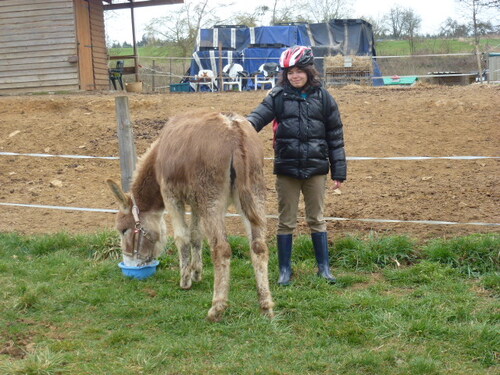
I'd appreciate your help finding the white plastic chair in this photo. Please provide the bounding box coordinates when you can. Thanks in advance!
[193,69,216,92]
[222,63,245,91]
[254,63,279,90]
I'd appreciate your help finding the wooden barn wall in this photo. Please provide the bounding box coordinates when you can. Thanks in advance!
[0,0,80,94]
[89,0,109,90]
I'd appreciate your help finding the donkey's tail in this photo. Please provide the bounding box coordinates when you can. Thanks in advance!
[229,119,265,228]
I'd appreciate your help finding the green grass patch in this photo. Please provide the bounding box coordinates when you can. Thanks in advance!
[422,234,499,277]
[0,231,498,374]
[481,272,500,295]
[108,37,500,61]
[334,233,418,271]
[376,37,500,56]
[108,45,187,67]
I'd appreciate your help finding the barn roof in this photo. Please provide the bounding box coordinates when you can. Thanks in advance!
[102,0,183,10]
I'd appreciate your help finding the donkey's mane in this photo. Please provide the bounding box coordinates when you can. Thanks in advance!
[131,139,164,211]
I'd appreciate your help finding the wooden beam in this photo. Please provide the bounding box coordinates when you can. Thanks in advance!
[109,54,136,60]
[103,0,183,11]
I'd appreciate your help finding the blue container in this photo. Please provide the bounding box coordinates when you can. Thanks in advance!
[118,260,159,280]
[170,83,191,92]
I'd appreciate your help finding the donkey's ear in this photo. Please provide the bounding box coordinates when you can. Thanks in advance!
[106,179,130,210]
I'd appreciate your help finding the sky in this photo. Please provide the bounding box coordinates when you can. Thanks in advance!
[104,0,485,44]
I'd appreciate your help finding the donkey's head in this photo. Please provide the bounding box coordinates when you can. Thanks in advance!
[107,179,167,267]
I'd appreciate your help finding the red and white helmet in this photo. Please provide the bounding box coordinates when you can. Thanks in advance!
[279,46,314,69]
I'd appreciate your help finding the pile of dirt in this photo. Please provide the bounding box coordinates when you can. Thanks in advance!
[0,84,498,240]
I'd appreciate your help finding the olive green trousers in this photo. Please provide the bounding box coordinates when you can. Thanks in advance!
[275,174,327,235]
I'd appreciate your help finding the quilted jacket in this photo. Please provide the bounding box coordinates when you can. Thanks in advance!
[247,85,347,181]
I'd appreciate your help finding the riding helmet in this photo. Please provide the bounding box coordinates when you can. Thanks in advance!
[279,46,314,69]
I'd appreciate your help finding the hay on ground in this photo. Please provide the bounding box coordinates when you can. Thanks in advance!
[324,55,372,73]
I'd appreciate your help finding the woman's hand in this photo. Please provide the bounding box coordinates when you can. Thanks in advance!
[332,180,342,189]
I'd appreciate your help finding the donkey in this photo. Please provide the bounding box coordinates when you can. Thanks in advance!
[107,111,274,321]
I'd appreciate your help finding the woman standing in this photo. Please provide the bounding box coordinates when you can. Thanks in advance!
[247,46,347,285]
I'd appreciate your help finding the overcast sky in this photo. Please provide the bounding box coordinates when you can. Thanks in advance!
[104,0,493,44]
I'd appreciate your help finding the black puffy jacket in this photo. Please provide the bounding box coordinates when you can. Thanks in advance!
[247,85,347,181]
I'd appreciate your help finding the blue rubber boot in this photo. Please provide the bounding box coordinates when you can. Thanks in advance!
[311,232,336,284]
[277,234,293,286]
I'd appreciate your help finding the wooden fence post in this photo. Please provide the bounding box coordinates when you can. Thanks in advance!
[115,96,136,192]
[152,59,156,92]
[219,42,223,90]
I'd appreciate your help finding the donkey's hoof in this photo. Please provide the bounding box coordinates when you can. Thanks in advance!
[262,308,275,319]
[207,301,227,322]
[191,270,202,282]
[180,278,192,290]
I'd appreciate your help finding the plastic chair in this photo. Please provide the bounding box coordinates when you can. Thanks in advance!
[193,69,216,92]
[109,60,124,90]
[222,63,246,91]
[254,62,279,90]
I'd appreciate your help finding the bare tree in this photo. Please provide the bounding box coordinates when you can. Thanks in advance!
[402,10,422,53]
[239,0,351,26]
[455,0,499,82]
[359,16,389,39]
[231,6,270,27]
[297,0,352,23]
[385,6,406,38]
[144,0,228,56]
[440,18,471,37]
[482,0,500,6]
[265,0,305,24]
[272,0,278,25]
[383,6,421,52]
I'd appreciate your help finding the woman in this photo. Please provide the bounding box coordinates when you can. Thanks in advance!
[247,46,347,285]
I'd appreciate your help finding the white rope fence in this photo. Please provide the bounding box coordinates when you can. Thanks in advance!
[136,52,496,83]
[0,152,118,160]
[0,202,498,227]
[1,150,499,227]
[2,151,499,161]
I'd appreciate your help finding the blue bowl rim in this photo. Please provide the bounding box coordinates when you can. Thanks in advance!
[118,260,159,270]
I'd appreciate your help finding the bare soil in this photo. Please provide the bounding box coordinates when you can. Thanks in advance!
[0,84,498,240]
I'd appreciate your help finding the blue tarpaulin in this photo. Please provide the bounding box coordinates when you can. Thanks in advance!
[249,26,310,47]
[197,27,250,51]
[188,19,379,90]
[195,25,311,51]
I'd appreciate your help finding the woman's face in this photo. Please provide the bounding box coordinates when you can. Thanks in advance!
[287,67,308,89]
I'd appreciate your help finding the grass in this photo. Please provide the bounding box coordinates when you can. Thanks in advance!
[422,234,499,277]
[376,37,500,56]
[108,38,500,60]
[108,45,184,58]
[0,231,498,374]
[108,45,188,68]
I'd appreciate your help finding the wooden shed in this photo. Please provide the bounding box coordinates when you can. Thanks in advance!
[0,0,182,94]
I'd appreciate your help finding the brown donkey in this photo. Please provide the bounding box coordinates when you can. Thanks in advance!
[107,111,274,321]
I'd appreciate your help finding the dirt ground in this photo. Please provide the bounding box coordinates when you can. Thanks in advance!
[0,84,498,240]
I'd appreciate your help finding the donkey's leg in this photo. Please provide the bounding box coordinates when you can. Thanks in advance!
[165,198,192,290]
[251,224,275,318]
[201,211,232,322]
[234,190,274,318]
[241,214,275,318]
[189,210,203,282]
